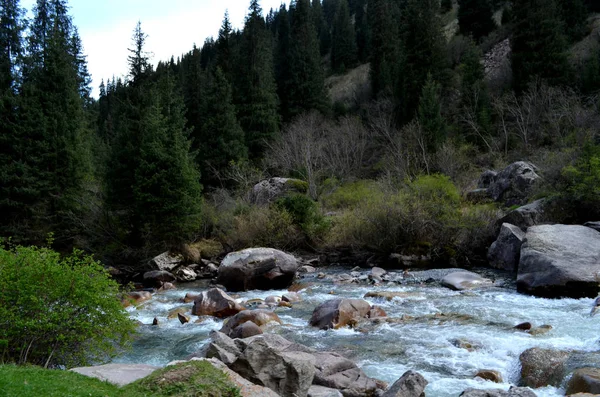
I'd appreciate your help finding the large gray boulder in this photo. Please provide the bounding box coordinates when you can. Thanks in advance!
[498,199,546,231]
[251,177,308,205]
[382,370,428,397]
[203,332,380,397]
[517,225,600,298]
[584,221,600,232]
[219,309,282,338]
[460,387,536,397]
[488,223,525,272]
[142,270,176,288]
[488,162,540,205]
[70,364,160,386]
[309,299,372,330]
[218,248,299,292]
[308,385,344,397]
[440,271,493,291]
[519,348,570,388]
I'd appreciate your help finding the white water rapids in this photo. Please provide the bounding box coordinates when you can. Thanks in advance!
[114,268,600,397]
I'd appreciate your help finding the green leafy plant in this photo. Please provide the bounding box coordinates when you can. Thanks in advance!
[0,244,136,368]
[275,194,331,242]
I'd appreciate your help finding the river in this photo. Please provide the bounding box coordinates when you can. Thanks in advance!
[114,267,600,397]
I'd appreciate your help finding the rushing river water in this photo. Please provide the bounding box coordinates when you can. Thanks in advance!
[114,267,600,397]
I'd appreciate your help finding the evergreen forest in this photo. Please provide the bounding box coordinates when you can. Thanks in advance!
[2,0,600,273]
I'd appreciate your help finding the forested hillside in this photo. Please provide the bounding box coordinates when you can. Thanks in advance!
[1,0,600,271]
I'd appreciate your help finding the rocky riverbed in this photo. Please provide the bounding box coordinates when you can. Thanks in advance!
[113,266,600,397]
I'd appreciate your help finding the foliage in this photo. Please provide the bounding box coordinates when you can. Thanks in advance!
[560,144,600,219]
[327,174,463,257]
[0,244,135,368]
[331,0,357,73]
[418,74,446,152]
[457,0,496,41]
[321,180,382,210]
[275,194,330,241]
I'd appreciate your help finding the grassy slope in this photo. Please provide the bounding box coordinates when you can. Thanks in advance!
[0,361,241,397]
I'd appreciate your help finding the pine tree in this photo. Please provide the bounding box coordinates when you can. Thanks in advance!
[512,0,571,92]
[132,74,202,246]
[197,67,247,185]
[312,0,331,56]
[275,4,294,121]
[0,0,26,237]
[368,0,400,98]
[418,74,445,152]
[399,0,448,120]
[287,0,329,117]
[457,0,496,41]
[331,0,357,73]
[235,0,280,159]
[354,0,370,63]
[216,11,233,80]
[17,0,92,244]
[127,21,151,85]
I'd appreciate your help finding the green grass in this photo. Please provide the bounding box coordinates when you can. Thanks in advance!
[0,361,241,397]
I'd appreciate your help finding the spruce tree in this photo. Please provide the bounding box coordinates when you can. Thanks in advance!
[216,11,233,80]
[457,0,496,41]
[399,0,447,120]
[275,4,294,121]
[512,0,571,92]
[18,0,92,244]
[368,0,400,98]
[354,0,370,63]
[132,74,202,246]
[312,0,331,56]
[557,0,588,42]
[0,0,26,237]
[441,0,453,13]
[331,0,358,73]
[235,0,280,159]
[287,0,329,117]
[197,67,247,185]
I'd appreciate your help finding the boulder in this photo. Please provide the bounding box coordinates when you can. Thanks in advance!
[175,267,197,282]
[308,385,344,397]
[488,162,540,205]
[229,334,316,397]
[158,282,176,291]
[498,199,546,231]
[143,270,176,288]
[519,348,570,388]
[196,357,280,397]
[203,332,380,397]
[466,188,492,204]
[364,291,420,301]
[300,265,317,273]
[382,370,428,397]
[371,267,387,278]
[475,370,503,383]
[441,271,493,291]
[230,321,263,339]
[517,225,600,298]
[282,292,302,303]
[70,363,160,386]
[460,387,536,397]
[478,170,498,189]
[312,352,378,397]
[566,368,600,395]
[488,223,525,272]
[219,309,282,337]
[309,299,372,330]
[367,306,387,319]
[149,251,183,272]
[177,313,190,324]
[121,291,152,307]
[191,288,246,318]
[528,324,552,336]
[513,322,532,331]
[584,222,600,233]
[183,292,200,303]
[251,177,308,205]
[217,248,299,292]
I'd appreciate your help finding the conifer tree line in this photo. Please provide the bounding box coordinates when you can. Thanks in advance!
[1,0,600,265]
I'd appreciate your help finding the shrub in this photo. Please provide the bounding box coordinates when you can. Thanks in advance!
[560,144,600,220]
[0,243,136,368]
[326,174,492,261]
[321,180,382,210]
[275,194,330,242]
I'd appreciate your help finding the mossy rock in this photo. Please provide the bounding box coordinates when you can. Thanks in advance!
[284,179,309,194]
[123,360,240,397]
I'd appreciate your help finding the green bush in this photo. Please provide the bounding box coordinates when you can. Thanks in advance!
[0,243,136,368]
[327,174,480,259]
[275,194,331,242]
[560,144,600,220]
[321,180,382,210]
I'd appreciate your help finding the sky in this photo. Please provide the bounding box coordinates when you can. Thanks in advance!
[21,0,285,96]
